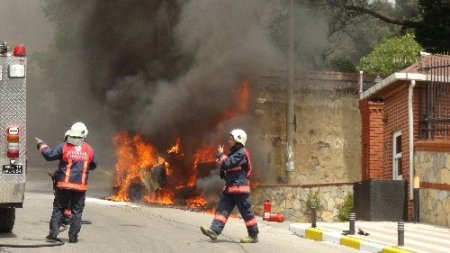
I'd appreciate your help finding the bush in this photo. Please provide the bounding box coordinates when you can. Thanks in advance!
[302,189,324,215]
[337,193,354,221]
[359,34,423,76]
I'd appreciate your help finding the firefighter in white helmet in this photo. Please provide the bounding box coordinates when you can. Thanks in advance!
[35,122,98,243]
[201,128,259,243]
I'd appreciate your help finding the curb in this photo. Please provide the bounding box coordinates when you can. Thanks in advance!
[290,224,416,253]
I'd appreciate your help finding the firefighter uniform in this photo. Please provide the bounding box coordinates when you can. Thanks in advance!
[37,139,97,243]
[201,131,259,242]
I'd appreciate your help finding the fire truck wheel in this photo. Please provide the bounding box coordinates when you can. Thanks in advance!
[0,208,15,233]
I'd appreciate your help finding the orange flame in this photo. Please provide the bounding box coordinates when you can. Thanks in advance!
[167,138,181,154]
[144,189,174,205]
[110,80,255,210]
[186,196,207,208]
[188,145,216,187]
[221,80,250,121]
[110,132,173,203]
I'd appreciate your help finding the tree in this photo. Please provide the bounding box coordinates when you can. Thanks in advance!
[359,33,423,76]
[269,0,400,71]
[339,0,450,52]
[415,0,450,52]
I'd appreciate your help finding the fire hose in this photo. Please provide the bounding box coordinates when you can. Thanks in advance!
[0,217,93,249]
[0,241,65,248]
[59,220,93,232]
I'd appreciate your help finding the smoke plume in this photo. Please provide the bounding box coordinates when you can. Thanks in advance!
[80,0,281,151]
[32,0,331,198]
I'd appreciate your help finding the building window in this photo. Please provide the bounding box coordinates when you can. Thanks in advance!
[393,131,402,180]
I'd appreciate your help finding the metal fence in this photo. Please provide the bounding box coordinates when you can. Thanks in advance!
[418,53,450,139]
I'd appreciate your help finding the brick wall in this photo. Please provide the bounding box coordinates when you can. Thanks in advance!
[383,84,410,179]
[361,81,423,220]
[359,100,384,180]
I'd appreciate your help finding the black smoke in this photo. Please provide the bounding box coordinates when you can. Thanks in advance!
[78,0,282,162]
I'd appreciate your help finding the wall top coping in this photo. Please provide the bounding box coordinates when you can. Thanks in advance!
[415,140,450,152]
[261,70,376,83]
[257,182,355,188]
[360,72,428,100]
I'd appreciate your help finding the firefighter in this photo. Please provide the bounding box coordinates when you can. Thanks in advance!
[35,122,98,243]
[200,129,259,243]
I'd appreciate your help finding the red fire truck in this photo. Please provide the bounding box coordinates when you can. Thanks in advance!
[0,42,27,233]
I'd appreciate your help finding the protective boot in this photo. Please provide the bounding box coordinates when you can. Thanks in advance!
[69,236,78,243]
[200,226,218,241]
[240,235,258,243]
[46,234,62,243]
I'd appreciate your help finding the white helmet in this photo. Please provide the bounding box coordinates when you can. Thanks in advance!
[68,122,88,138]
[230,129,247,146]
[64,130,70,140]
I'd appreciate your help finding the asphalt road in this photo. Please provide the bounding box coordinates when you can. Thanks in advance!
[0,168,358,253]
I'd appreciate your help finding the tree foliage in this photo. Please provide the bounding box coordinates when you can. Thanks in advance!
[332,0,450,53]
[415,0,450,52]
[270,0,400,71]
[359,33,423,76]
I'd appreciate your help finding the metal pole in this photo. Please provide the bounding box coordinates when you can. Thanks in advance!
[398,221,405,246]
[310,206,316,228]
[286,0,295,184]
[358,71,364,94]
[349,212,356,235]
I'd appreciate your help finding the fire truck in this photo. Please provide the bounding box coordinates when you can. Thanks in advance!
[0,42,27,233]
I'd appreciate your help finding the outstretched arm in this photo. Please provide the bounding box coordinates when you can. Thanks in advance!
[35,138,63,161]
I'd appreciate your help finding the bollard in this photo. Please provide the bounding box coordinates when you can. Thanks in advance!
[413,188,420,223]
[349,212,356,235]
[310,206,316,228]
[398,221,405,246]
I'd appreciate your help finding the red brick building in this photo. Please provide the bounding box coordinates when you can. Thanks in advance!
[359,54,450,221]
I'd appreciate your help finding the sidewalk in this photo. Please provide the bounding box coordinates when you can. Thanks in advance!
[290,221,450,253]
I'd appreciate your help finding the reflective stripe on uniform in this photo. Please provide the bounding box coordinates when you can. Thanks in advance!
[81,160,88,185]
[64,159,73,183]
[226,185,250,193]
[228,166,241,172]
[57,181,87,191]
[245,218,257,227]
[244,149,252,178]
[213,213,228,224]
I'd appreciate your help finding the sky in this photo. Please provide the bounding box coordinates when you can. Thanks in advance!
[0,0,53,54]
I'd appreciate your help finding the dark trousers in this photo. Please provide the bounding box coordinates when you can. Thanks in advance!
[210,193,259,236]
[49,189,86,239]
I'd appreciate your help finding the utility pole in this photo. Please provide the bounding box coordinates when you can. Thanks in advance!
[286,0,295,184]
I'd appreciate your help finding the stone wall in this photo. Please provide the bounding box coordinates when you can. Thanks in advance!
[415,151,450,226]
[419,189,450,226]
[252,71,363,186]
[247,71,366,221]
[251,184,353,222]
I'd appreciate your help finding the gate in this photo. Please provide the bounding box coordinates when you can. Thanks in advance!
[418,53,450,139]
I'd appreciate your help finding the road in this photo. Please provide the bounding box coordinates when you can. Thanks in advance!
[0,168,358,253]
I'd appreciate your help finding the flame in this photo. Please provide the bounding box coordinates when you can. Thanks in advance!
[221,80,250,121]
[110,132,173,203]
[188,145,216,187]
[186,196,207,208]
[167,138,181,154]
[144,189,174,205]
[109,80,257,211]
